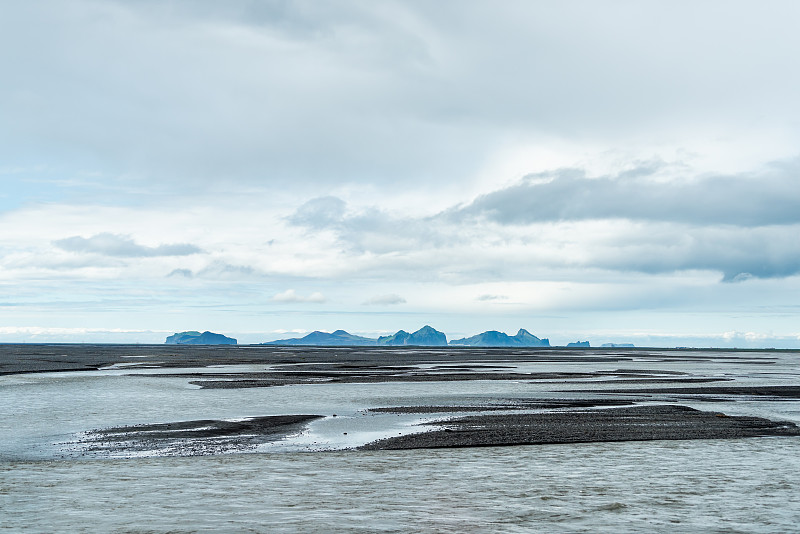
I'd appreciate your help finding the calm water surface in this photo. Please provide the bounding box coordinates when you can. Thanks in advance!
[4,440,800,533]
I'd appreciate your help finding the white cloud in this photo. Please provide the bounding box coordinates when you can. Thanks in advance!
[362,294,406,306]
[477,295,508,301]
[271,289,327,304]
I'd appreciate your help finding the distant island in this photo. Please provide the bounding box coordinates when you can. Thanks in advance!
[449,329,549,347]
[566,341,590,347]
[261,329,376,346]
[165,327,632,348]
[265,326,550,347]
[264,325,448,346]
[378,325,447,346]
[165,331,237,345]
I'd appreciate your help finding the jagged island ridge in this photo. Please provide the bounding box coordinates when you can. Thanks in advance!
[449,329,550,347]
[266,325,449,346]
[263,330,376,346]
[165,331,237,345]
[377,326,447,346]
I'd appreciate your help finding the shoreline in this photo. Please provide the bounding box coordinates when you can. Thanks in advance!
[4,345,799,456]
[1,344,794,376]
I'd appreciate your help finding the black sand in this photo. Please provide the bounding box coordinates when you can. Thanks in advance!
[359,405,800,450]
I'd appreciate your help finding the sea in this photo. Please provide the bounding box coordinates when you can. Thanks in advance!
[1,348,799,533]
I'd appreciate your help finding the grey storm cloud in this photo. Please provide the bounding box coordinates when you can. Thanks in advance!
[54,233,202,257]
[456,161,800,227]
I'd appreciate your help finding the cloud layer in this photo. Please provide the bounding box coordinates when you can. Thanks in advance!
[284,156,800,283]
[3,1,800,192]
[459,161,800,227]
[54,233,202,257]
[1,1,799,345]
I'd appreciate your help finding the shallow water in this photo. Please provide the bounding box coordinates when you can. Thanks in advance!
[1,348,799,532]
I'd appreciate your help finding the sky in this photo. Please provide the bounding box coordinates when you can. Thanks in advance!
[1,0,800,347]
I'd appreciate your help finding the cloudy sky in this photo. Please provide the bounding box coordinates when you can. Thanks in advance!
[2,0,799,347]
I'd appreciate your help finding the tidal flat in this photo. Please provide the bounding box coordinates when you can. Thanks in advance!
[1,344,799,455]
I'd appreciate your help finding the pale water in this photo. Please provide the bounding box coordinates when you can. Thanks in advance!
[1,349,799,532]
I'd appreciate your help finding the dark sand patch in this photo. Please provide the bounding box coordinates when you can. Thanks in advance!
[72,415,322,457]
[359,405,800,450]
[367,399,636,414]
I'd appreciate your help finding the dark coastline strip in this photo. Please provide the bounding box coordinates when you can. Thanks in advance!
[367,399,636,414]
[188,374,729,389]
[4,344,784,376]
[358,405,800,451]
[571,385,800,398]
